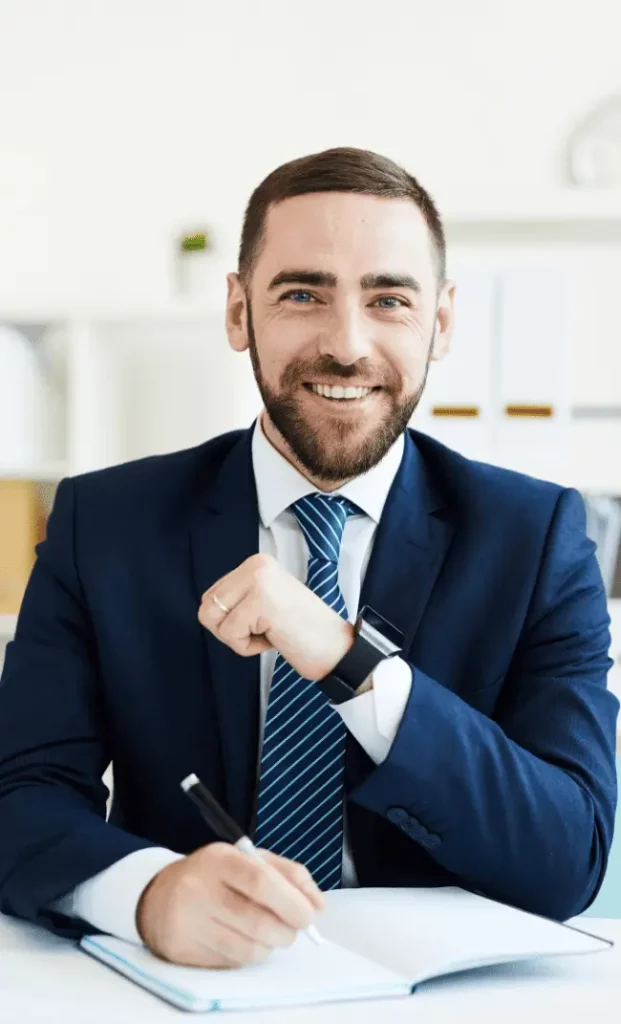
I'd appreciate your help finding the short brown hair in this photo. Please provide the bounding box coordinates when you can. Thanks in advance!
[238,146,446,285]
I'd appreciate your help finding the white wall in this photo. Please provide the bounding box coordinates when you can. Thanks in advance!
[1,0,621,310]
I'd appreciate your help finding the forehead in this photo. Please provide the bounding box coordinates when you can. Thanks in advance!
[254,192,437,290]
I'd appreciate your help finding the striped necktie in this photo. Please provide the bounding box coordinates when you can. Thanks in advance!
[253,492,358,890]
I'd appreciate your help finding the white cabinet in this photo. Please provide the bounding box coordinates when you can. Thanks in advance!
[418,268,496,465]
[496,266,570,480]
[0,308,263,480]
[416,266,571,482]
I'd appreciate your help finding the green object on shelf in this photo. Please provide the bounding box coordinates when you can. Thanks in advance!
[180,231,211,253]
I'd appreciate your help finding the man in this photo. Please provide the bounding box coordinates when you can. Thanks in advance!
[0,147,618,970]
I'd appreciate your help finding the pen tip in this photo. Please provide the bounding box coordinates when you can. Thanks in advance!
[180,772,199,792]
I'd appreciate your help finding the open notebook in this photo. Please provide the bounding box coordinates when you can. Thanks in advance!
[80,887,612,1013]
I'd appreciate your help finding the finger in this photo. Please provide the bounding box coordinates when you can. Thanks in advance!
[198,590,236,632]
[222,847,317,931]
[259,851,326,911]
[240,636,273,657]
[198,917,272,969]
[215,884,297,950]
[201,568,237,603]
[216,595,270,657]
[201,564,249,611]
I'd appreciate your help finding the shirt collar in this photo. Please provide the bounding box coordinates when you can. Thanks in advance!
[251,414,405,528]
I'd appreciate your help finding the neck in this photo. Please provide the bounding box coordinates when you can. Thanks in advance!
[259,411,354,493]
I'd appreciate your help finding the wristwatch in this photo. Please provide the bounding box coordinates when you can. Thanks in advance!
[317,605,404,704]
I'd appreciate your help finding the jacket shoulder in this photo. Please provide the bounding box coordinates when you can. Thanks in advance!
[67,428,247,507]
[409,428,570,519]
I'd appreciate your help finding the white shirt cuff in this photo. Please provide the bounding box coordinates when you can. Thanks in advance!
[51,847,185,945]
[335,656,412,764]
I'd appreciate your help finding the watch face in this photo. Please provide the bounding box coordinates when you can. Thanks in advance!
[358,605,404,651]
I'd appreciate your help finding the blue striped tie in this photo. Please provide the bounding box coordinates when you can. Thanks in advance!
[253,493,358,890]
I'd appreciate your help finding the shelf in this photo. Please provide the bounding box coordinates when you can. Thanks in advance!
[442,187,621,220]
[0,303,225,326]
[446,219,621,244]
[440,189,621,244]
[0,462,68,482]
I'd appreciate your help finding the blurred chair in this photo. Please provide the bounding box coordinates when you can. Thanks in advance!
[581,756,621,918]
[584,495,621,596]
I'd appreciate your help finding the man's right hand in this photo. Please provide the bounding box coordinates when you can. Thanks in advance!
[136,842,325,968]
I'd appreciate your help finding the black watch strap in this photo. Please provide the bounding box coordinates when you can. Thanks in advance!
[317,606,403,705]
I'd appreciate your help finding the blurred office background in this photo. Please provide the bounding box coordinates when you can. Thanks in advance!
[0,0,620,713]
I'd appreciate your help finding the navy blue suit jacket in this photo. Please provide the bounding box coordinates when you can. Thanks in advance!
[0,426,618,937]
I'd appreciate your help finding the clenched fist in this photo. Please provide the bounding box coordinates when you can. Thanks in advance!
[136,841,325,968]
[199,553,354,681]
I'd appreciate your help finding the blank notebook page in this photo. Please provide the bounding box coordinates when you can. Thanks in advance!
[316,887,610,984]
[81,931,410,1012]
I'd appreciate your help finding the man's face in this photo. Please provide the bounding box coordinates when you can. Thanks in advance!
[227,191,454,484]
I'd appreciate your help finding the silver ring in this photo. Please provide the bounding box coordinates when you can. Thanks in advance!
[212,594,230,614]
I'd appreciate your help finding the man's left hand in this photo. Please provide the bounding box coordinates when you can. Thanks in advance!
[198,553,354,681]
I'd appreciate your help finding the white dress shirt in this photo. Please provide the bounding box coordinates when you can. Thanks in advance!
[53,417,413,943]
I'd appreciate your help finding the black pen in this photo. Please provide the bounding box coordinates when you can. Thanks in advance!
[180,773,322,945]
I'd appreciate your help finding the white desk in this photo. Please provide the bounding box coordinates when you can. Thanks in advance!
[0,913,619,1024]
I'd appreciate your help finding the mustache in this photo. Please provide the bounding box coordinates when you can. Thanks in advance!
[281,357,392,389]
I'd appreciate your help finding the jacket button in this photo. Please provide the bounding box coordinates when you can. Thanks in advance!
[386,806,409,824]
[404,818,427,840]
[404,818,442,850]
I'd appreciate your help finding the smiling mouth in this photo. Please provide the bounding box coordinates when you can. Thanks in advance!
[303,383,382,402]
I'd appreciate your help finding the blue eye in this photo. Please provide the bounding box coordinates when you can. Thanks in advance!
[284,290,314,303]
[375,296,404,308]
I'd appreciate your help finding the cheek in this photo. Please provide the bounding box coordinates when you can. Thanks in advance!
[261,316,318,369]
[382,328,431,387]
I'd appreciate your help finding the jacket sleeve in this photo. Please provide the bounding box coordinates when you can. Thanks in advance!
[0,479,157,938]
[349,488,619,920]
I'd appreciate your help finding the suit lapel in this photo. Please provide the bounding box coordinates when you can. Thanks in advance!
[189,426,261,834]
[358,430,454,658]
[346,432,454,882]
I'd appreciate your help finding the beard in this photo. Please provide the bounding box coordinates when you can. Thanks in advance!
[246,303,432,482]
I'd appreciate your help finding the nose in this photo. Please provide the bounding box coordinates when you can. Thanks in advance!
[317,305,374,366]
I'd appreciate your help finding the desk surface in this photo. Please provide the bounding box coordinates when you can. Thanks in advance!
[1,913,619,1024]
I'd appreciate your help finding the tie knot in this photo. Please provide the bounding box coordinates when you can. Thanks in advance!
[290,493,359,563]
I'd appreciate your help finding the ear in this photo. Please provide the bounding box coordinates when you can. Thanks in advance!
[430,279,455,362]
[226,273,249,352]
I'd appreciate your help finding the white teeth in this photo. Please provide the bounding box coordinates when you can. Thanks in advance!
[310,384,373,400]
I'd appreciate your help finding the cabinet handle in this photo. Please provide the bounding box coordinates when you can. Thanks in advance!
[505,405,554,418]
[431,406,480,418]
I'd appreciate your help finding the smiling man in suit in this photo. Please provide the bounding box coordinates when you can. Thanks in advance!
[0,147,618,970]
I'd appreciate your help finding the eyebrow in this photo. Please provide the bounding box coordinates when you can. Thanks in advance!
[267,269,422,293]
[360,272,421,293]
[268,270,337,290]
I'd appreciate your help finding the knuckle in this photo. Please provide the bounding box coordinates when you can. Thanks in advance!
[251,552,274,569]
[178,870,202,899]
[205,842,233,867]
[246,862,269,899]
